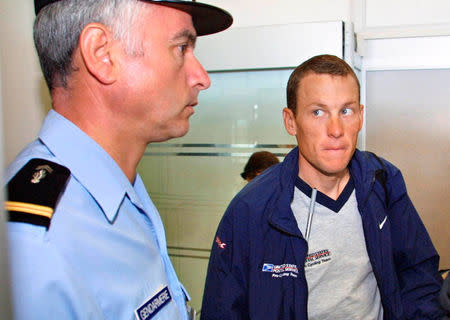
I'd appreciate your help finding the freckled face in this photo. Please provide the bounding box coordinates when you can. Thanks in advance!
[115,4,211,143]
[283,73,363,178]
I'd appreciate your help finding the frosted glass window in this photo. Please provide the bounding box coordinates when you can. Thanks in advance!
[366,69,450,270]
[164,69,296,145]
[141,69,296,199]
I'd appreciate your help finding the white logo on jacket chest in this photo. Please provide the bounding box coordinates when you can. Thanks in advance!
[379,216,388,229]
[262,263,298,278]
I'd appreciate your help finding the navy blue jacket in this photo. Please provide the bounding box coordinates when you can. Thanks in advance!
[201,148,443,319]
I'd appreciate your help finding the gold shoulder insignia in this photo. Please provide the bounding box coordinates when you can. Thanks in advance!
[5,158,70,229]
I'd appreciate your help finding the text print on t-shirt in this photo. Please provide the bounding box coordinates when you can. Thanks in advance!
[305,249,332,268]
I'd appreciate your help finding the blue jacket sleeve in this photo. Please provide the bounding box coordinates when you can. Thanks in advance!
[387,169,444,319]
[201,200,250,320]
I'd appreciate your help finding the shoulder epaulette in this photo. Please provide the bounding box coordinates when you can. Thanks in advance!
[5,158,70,229]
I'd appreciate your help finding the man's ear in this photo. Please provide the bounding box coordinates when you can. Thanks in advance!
[282,107,297,136]
[79,23,117,85]
[358,104,365,131]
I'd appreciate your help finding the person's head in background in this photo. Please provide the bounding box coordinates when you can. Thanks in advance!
[241,151,280,182]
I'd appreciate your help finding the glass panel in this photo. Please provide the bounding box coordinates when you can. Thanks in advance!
[164,69,295,144]
[366,69,450,270]
[137,69,296,312]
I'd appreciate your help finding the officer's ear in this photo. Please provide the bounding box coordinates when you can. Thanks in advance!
[79,23,117,85]
[283,107,297,136]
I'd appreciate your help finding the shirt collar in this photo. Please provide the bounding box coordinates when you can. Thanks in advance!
[39,110,145,222]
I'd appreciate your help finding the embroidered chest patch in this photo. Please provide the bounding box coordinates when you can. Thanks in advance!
[135,286,172,320]
[262,263,299,278]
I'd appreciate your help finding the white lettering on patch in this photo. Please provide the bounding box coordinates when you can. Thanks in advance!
[262,263,299,278]
[135,286,172,320]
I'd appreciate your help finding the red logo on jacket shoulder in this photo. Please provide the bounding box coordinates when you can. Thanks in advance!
[215,236,226,249]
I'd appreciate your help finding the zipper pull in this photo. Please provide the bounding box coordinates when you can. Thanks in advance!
[305,188,317,241]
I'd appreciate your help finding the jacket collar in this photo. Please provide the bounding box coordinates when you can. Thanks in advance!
[268,148,378,236]
[348,149,380,209]
[267,147,303,237]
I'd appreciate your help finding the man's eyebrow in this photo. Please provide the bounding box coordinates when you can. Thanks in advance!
[304,100,358,108]
[343,100,359,106]
[172,29,197,46]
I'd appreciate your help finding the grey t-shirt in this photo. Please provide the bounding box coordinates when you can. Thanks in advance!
[291,176,383,320]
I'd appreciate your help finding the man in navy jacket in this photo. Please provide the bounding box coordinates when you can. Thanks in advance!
[201,55,443,319]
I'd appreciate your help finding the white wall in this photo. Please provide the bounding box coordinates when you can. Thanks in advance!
[0,0,50,167]
[208,0,450,32]
[206,0,351,28]
[0,52,13,320]
[364,0,450,28]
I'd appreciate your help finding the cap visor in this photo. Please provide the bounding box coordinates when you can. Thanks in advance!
[147,0,233,36]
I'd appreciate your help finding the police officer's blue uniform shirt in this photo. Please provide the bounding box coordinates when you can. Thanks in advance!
[6,110,189,320]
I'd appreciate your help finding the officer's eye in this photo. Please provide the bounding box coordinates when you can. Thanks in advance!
[178,44,188,54]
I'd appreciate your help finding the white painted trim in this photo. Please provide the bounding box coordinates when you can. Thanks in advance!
[362,35,450,71]
[357,25,450,56]
[359,23,450,40]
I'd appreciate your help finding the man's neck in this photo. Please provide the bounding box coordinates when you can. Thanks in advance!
[52,89,144,184]
[298,161,350,201]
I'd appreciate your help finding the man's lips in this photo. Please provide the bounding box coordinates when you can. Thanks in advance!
[323,146,347,151]
[186,101,198,108]
[184,102,197,116]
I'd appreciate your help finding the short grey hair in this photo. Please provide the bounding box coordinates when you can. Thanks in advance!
[34,0,146,90]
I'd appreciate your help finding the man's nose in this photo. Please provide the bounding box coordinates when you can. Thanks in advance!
[327,116,344,138]
[189,55,211,91]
